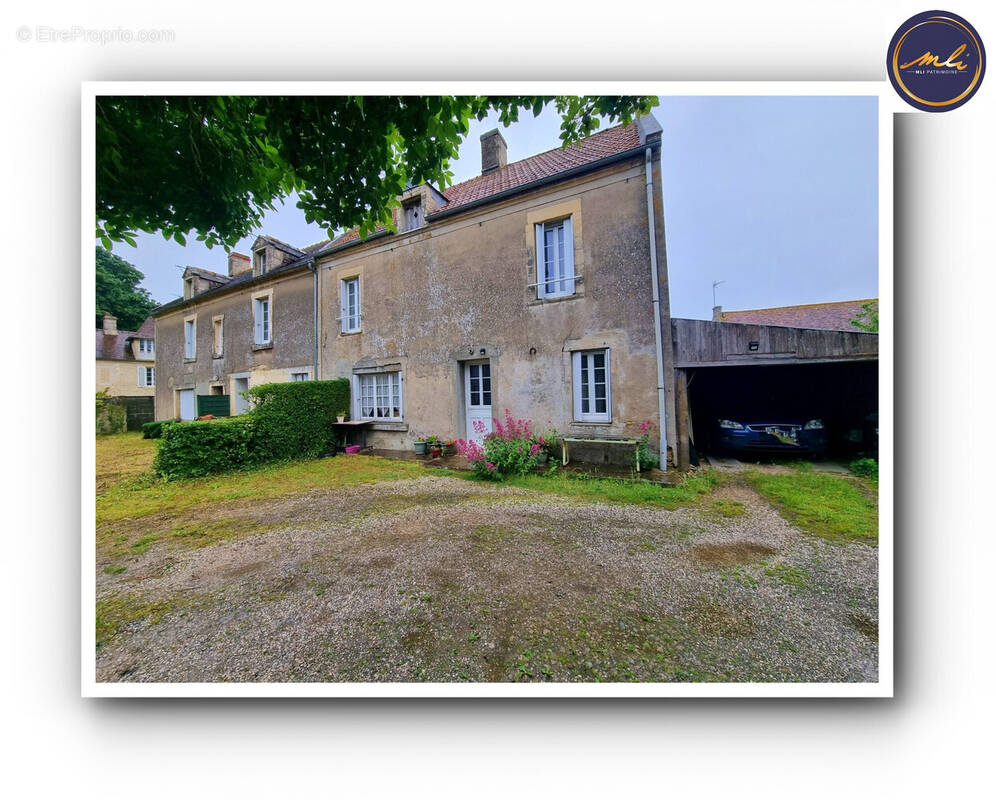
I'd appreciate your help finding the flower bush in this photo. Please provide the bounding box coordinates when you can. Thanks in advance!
[456,410,544,480]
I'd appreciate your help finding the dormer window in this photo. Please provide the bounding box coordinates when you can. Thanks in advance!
[184,277,194,299]
[256,250,267,274]
[403,199,422,232]
[138,338,155,357]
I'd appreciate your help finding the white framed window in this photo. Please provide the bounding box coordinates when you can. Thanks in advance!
[138,338,155,356]
[340,276,361,333]
[403,199,422,232]
[290,371,310,382]
[354,372,402,420]
[184,318,196,359]
[535,217,575,299]
[256,250,267,274]
[138,366,155,387]
[572,349,611,422]
[253,296,271,344]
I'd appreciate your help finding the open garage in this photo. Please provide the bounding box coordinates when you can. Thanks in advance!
[671,318,879,467]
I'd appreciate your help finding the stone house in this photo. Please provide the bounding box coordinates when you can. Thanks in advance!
[95,313,156,429]
[153,115,677,465]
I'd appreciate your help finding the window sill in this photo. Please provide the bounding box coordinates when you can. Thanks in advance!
[528,292,583,307]
[571,420,614,427]
[183,357,196,364]
[252,342,273,351]
[339,330,362,337]
[364,421,407,431]
[212,352,224,359]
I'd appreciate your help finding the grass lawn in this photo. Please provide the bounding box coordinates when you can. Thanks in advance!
[746,469,878,544]
[94,433,880,683]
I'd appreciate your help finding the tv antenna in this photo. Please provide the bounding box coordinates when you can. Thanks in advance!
[712,280,726,307]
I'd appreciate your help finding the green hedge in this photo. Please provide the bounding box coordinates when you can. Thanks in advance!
[153,378,350,480]
[247,378,350,461]
[154,416,255,480]
[142,420,176,439]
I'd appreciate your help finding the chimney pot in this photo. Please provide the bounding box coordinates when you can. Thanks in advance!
[712,306,723,321]
[102,312,118,335]
[480,129,508,175]
[228,251,252,277]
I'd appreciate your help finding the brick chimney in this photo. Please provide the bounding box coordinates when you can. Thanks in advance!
[480,129,507,175]
[228,251,251,277]
[712,306,723,321]
[102,312,118,335]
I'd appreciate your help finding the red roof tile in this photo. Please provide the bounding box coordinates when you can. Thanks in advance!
[96,316,154,361]
[318,122,643,252]
[440,123,642,211]
[719,300,877,331]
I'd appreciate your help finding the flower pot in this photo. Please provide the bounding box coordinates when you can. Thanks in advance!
[536,451,549,465]
[345,445,361,454]
[414,441,428,455]
[429,446,443,458]
[336,415,345,423]
[443,444,457,456]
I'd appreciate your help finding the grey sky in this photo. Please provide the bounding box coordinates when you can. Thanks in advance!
[112,95,877,320]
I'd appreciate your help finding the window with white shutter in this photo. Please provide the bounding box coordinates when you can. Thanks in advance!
[535,217,575,299]
[340,277,361,333]
[253,296,271,344]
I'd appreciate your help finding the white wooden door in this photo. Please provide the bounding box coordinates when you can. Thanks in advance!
[179,389,195,421]
[465,360,492,444]
[233,377,250,415]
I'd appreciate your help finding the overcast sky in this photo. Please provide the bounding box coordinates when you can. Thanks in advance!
[111,95,878,319]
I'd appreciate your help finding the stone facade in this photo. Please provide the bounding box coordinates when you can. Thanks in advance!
[152,117,677,463]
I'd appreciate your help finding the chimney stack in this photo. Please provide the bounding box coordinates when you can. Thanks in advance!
[712,306,723,321]
[102,312,118,335]
[228,251,251,277]
[480,129,507,175]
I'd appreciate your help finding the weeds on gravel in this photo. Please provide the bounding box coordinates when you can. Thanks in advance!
[747,470,877,544]
[96,594,173,647]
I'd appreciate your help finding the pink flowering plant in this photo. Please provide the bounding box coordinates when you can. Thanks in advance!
[456,409,545,480]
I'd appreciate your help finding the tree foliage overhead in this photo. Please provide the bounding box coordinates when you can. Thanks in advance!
[96,95,658,249]
[95,246,157,331]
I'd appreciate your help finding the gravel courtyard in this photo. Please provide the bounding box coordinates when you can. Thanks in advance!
[95,451,878,683]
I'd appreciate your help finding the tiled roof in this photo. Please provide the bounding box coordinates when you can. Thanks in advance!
[718,299,877,331]
[258,234,305,257]
[439,122,642,211]
[95,316,154,361]
[184,265,230,285]
[314,122,644,254]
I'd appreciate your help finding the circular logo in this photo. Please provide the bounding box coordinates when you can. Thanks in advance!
[888,10,985,111]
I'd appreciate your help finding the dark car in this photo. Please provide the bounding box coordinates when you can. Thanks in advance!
[714,417,827,457]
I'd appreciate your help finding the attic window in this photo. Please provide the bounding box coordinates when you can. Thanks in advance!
[256,250,267,274]
[403,199,422,232]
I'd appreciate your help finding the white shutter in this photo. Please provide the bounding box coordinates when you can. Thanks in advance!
[535,223,546,298]
[571,351,582,420]
[254,300,263,343]
[356,277,362,329]
[603,349,611,422]
[340,281,347,333]
[563,216,575,295]
[138,366,144,386]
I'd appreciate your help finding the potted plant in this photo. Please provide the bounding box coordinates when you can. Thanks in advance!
[414,437,428,455]
[443,439,457,456]
[336,408,347,423]
[426,435,442,458]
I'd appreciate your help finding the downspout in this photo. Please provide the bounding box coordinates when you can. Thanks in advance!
[645,147,668,470]
[307,257,319,380]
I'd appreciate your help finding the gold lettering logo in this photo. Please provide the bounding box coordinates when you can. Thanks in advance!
[900,43,969,70]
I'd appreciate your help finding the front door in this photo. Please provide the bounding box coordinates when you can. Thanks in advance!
[464,360,492,444]
[179,389,195,421]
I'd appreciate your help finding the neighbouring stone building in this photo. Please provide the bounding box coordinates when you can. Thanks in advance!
[95,313,156,430]
[153,115,678,466]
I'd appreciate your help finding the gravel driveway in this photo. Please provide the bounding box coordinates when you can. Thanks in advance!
[95,474,878,683]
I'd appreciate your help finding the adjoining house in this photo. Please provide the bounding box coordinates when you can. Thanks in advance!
[712,299,877,331]
[153,116,677,466]
[95,312,157,430]
[152,236,322,421]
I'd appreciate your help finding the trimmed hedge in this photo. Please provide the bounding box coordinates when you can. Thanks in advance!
[247,379,351,461]
[142,420,175,439]
[154,416,255,480]
[153,378,350,480]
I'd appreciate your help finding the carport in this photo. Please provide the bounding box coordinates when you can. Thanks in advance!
[671,318,878,468]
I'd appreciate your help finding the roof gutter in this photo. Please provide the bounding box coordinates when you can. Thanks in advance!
[645,146,668,471]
